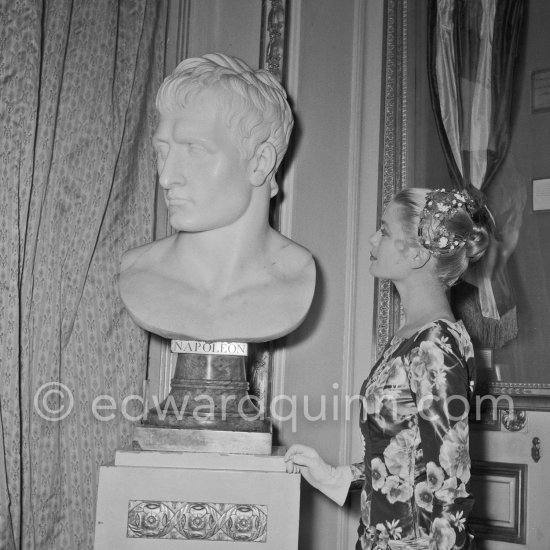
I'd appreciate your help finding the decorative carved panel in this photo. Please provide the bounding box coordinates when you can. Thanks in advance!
[127,500,268,542]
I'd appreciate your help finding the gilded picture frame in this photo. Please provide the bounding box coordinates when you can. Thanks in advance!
[374,0,550,412]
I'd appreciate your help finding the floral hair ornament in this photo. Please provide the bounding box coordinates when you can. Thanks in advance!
[418,188,477,257]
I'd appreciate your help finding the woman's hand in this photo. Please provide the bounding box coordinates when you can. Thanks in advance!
[284,444,352,506]
[284,444,335,488]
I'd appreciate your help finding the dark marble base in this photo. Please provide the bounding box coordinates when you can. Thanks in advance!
[134,347,273,453]
[143,351,269,432]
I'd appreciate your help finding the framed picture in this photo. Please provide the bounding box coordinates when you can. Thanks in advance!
[375,2,550,413]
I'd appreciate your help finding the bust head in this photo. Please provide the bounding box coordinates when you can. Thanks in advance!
[155,53,294,197]
[119,53,315,343]
[392,187,490,287]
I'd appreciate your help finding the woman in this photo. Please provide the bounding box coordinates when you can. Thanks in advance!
[285,188,490,549]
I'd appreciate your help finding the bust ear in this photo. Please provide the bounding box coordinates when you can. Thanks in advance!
[249,142,277,189]
[409,246,431,269]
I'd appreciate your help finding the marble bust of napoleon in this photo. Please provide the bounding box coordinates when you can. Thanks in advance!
[119,53,315,343]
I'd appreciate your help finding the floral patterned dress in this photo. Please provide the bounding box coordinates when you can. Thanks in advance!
[354,320,476,550]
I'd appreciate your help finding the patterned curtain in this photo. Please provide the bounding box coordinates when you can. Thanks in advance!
[0,1,167,548]
[427,0,525,349]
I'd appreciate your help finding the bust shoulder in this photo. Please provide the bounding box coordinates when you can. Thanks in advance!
[268,231,315,283]
[120,235,177,274]
[118,231,316,342]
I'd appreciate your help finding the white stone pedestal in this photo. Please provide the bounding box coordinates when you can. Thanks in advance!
[94,447,300,549]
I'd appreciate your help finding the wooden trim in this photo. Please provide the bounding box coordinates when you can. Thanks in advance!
[469,460,527,545]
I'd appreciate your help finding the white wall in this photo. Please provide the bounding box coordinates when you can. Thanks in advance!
[275,1,383,548]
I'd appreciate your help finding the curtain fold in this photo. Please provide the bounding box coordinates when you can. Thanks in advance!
[0,1,167,547]
[427,0,525,349]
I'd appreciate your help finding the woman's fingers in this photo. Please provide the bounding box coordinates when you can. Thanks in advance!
[288,452,316,468]
[284,444,316,461]
[285,445,318,468]
[285,461,301,474]
[284,444,325,481]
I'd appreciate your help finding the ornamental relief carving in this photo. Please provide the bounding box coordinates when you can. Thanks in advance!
[127,500,268,542]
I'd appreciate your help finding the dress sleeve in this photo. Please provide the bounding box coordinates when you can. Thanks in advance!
[316,465,354,506]
[320,461,364,505]
[406,327,475,549]
[350,461,366,490]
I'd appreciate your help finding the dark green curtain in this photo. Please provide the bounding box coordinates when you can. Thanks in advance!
[0,1,167,547]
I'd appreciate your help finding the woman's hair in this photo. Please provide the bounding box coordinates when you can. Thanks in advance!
[392,187,490,287]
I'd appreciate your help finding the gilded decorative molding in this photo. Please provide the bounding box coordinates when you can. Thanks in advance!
[487,382,550,411]
[261,0,287,81]
[375,0,409,357]
[501,408,527,432]
[127,500,268,542]
[490,381,550,396]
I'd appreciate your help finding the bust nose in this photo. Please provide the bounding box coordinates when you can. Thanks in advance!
[158,151,185,190]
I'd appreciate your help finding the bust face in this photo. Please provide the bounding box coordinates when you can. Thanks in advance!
[152,89,254,233]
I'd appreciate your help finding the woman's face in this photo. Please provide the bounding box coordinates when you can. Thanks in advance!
[368,201,412,281]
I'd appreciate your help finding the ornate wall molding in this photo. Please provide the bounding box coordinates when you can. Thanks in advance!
[374,0,409,357]
[248,0,290,413]
[488,382,550,411]
[260,0,287,82]
[127,500,268,542]
[501,408,528,431]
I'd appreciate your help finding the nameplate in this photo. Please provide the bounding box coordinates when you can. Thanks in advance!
[171,340,248,356]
